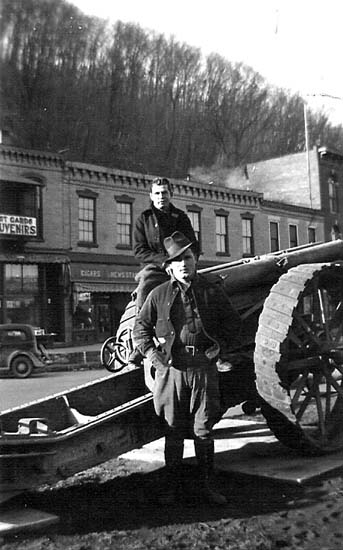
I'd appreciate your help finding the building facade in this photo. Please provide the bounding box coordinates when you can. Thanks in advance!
[209,145,343,243]
[0,145,326,345]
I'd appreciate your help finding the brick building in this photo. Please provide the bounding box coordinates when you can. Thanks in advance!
[0,145,326,345]
[197,145,342,246]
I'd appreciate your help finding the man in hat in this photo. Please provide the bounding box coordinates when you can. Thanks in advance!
[129,177,198,365]
[133,231,241,505]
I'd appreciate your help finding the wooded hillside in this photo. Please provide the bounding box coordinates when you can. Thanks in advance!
[1,0,342,177]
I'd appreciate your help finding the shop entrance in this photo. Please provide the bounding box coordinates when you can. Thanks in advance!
[94,298,111,341]
[94,292,131,342]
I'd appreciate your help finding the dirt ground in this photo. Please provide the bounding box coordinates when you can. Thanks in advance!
[2,444,343,550]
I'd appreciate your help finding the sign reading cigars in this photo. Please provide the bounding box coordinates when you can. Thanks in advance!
[0,213,37,236]
[71,263,138,283]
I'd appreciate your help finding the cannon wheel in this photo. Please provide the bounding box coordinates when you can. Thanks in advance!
[101,300,136,372]
[100,337,126,372]
[255,262,343,454]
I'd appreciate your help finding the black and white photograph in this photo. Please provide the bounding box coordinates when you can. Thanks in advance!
[1,1,343,548]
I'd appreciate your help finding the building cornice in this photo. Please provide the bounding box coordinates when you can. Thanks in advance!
[0,145,63,168]
[66,161,263,207]
[0,145,263,207]
[263,199,324,216]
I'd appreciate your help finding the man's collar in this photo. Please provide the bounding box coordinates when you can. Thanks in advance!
[151,203,172,215]
[171,274,197,292]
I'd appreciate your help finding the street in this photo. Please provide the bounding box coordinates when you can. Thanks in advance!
[0,368,110,411]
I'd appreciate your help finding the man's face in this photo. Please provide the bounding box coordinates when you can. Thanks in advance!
[169,248,196,284]
[150,183,171,212]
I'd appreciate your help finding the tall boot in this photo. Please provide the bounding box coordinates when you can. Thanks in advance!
[194,438,227,506]
[158,433,184,505]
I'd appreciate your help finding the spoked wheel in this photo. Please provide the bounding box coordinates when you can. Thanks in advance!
[100,333,132,373]
[115,325,134,365]
[100,337,123,372]
[101,300,136,373]
[255,262,343,454]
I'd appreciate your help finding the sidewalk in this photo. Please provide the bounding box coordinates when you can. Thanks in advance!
[45,342,104,372]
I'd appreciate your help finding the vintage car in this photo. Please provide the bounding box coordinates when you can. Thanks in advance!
[0,324,53,378]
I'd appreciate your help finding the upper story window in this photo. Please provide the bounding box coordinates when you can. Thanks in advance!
[289,224,298,248]
[241,214,254,256]
[215,210,229,255]
[270,221,279,252]
[308,227,316,243]
[187,205,202,251]
[0,176,43,239]
[328,174,339,213]
[115,195,134,249]
[77,189,98,246]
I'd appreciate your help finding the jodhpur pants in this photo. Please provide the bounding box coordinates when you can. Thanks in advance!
[153,361,221,439]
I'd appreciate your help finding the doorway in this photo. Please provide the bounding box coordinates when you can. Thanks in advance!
[94,297,111,341]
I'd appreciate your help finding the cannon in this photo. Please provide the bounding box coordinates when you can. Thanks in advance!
[101,239,343,455]
[1,239,343,506]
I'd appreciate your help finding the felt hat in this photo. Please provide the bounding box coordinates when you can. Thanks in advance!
[163,231,194,264]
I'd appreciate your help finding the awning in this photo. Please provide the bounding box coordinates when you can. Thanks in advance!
[73,282,135,293]
[0,253,70,264]
[0,174,44,186]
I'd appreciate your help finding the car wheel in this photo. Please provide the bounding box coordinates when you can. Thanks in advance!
[10,356,34,378]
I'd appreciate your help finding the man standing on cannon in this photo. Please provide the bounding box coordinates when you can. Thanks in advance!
[133,231,241,505]
[128,176,198,365]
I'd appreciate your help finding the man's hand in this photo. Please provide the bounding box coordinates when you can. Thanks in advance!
[146,348,168,370]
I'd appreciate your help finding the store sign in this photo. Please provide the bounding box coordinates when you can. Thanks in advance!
[0,213,37,236]
[71,263,138,283]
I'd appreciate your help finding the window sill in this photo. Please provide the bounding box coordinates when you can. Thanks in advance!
[116,244,132,250]
[216,252,230,257]
[77,241,99,248]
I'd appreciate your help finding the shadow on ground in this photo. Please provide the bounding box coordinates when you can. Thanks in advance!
[9,457,331,538]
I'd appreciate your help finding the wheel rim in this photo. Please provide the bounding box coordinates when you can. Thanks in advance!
[255,262,343,453]
[101,300,136,372]
[101,328,133,372]
[16,361,30,374]
[11,356,33,378]
[115,326,133,364]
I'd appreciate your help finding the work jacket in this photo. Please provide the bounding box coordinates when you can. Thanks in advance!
[133,203,198,266]
[133,273,242,365]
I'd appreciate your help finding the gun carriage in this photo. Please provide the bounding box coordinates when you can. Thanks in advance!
[102,239,343,455]
[1,239,343,504]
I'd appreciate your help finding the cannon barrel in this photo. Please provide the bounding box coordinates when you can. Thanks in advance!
[200,239,343,295]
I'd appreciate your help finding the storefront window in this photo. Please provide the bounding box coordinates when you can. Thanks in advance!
[6,297,39,325]
[73,292,95,330]
[4,264,40,325]
[5,264,38,293]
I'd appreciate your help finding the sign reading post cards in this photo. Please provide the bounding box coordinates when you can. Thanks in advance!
[0,214,37,236]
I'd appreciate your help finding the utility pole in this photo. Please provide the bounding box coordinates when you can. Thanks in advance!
[303,101,313,209]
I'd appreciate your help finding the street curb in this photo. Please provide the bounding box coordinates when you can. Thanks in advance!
[46,362,103,372]
[45,351,104,372]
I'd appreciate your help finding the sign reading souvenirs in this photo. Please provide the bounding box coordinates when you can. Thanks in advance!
[0,214,37,236]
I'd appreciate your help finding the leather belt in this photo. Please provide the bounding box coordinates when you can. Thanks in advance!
[183,345,204,356]
[174,343,219,360]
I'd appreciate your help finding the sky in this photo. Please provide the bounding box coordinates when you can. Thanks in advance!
[69,0,343,125]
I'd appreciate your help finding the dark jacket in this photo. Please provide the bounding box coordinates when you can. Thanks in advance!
[133,203,198,266]
[133,273,242,364]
